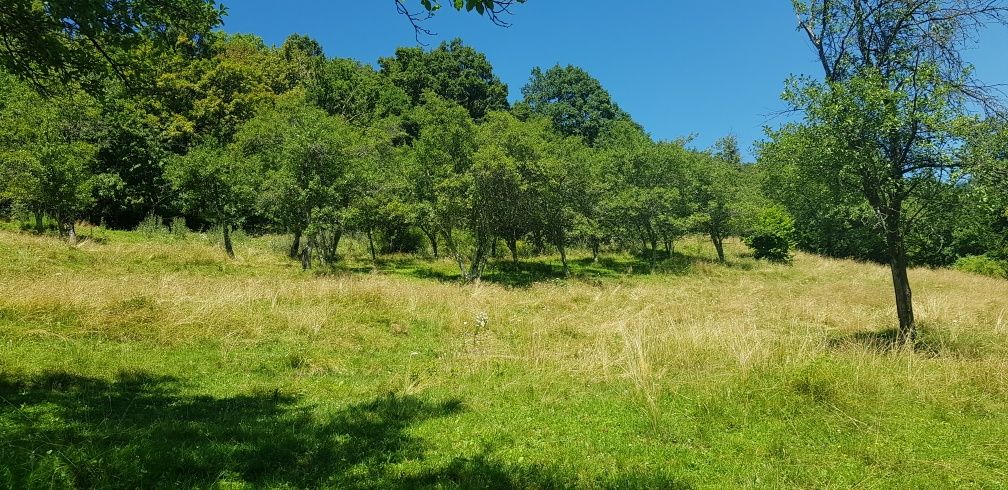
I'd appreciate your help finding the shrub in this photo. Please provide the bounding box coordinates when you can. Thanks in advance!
[745,206,795,262]
[135,213,168,236]
[953,255,1008,279]
[169,217,190,239]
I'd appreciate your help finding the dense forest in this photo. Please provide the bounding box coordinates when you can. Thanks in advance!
[1,0,1007,338]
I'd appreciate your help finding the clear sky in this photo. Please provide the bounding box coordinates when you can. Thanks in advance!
[221,1,1008,161]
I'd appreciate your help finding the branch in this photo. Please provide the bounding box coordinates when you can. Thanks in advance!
[394,0,436,45]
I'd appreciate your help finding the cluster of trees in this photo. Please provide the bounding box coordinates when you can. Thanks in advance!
[0,16,763,281]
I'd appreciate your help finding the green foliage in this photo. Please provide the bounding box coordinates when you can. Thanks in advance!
[596,122,691,265]
[520,64,631,146]
[757,125,889,263]
[380,39,508,121]
[233,92,387,264]
[135,213,169,236]
[684,150,748,263]
[309,58,410,125]
[953,255,1008,279]
[0,74,98,238]
[0,0,222,92]
[165,143,261,256]
[744,206,795,262]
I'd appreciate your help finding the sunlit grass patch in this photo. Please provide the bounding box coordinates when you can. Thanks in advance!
[1,228,1006,487]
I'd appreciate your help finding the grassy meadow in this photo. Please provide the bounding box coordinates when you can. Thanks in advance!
[1,225,1007,488]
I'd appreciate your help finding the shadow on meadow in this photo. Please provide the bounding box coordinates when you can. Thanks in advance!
[826,326,992,358]
[328,250,748,289]
[0,370,692,489]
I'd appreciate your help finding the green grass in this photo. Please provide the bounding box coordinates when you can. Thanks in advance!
[1,228,1007,488]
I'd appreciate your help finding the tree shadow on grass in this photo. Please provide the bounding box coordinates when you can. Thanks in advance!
[822,326,987,358]
[0,370,692,489]
[320,250,751,290]
[0,370,462,488]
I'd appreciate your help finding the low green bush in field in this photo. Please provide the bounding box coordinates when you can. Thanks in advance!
[953,254,1008,279]
[744,206,795,263]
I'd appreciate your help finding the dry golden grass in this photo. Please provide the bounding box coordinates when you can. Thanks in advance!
[2,228,1007,487]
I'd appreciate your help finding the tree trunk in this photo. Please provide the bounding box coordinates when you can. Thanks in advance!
[664,240,671,257]
[367,230,377,261]
[591,239,599,263]
[301,242,312,270]
[65,221,77,245]
[887,231,916,343]
[289,229,302,259]
[711,231,725,263]
[557,237,569,277]
[223,224,235,259]
[506,236,518,263]
[34,211,43,233]
[423,228,439,258]
[647,226,658,271]
[330,230,342,263]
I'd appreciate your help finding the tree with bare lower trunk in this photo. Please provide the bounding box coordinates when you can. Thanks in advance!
[785,0,1007,342]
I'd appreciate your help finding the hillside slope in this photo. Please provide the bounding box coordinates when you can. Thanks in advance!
[1,229,1006,488]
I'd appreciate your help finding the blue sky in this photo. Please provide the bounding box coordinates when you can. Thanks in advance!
[221,1,1008,161]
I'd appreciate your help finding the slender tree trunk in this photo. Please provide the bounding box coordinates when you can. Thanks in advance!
[422,228,439,258]
[331,230,342,263]
[34,210,43,233]
[591,239,599,263]
[444,230,469,280]
[886,230,916,343]
[65,221,77,245]
[664,240,671,257]
[301,234,313,270]
[647,226,658,271]
[367,230,377,261]
[223,224,235,259]
[289,229,302,259]
[557,236,569,277]
[506,236,518,263]
[711,230,725,263]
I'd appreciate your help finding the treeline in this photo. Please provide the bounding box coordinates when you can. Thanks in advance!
[1,31,1005,279]
[0,33,770,279]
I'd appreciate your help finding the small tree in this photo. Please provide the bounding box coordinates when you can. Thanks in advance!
[235,93,378,265]
[166,144,259,258]
[685,151,745,263]
[787,0,1008,341]
[0,75,98,242]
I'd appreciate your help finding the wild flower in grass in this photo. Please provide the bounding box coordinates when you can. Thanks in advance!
[468,310,489,349]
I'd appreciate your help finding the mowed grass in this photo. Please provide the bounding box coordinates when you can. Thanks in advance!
[1,228,1007,489]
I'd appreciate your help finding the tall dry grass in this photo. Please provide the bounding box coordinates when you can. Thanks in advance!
[3,229,1007,414]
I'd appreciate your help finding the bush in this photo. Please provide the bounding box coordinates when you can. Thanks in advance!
[953,255,1008,279]
[745,206,795,263]
[135,213,168,236]
[169,217,190,239]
